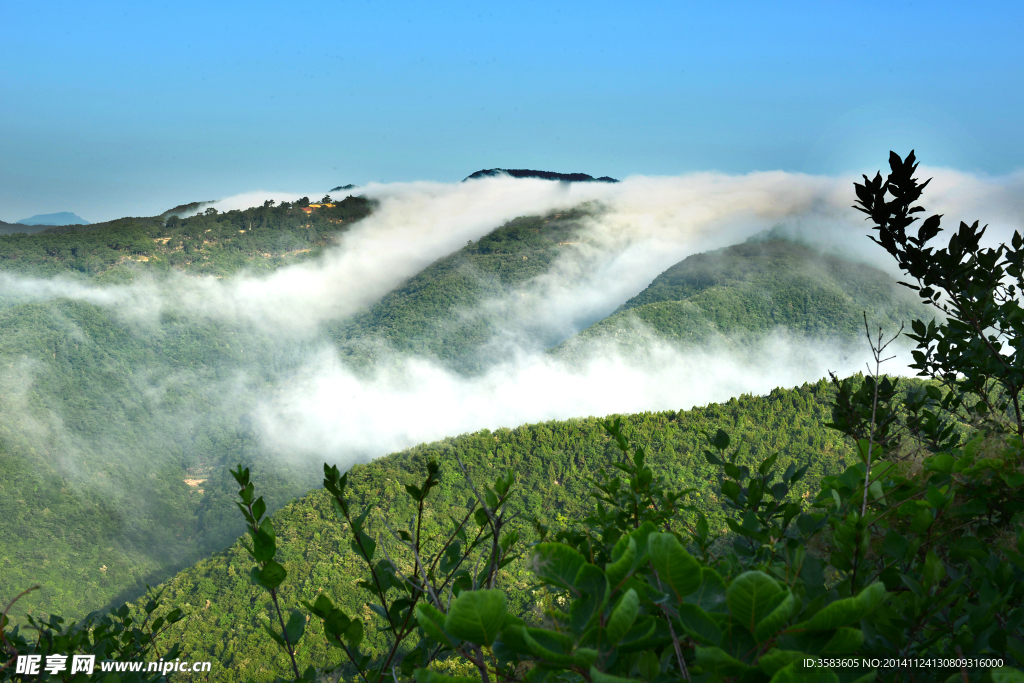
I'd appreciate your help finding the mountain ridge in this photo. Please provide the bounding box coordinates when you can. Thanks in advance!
[464,168,619,183]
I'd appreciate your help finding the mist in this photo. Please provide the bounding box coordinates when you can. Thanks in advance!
[5,167,1023,472]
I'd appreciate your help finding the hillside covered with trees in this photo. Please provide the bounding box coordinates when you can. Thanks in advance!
[0,195,373,279]
[553,235,934,360]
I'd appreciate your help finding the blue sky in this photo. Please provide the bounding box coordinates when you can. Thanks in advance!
[2,0,1021,222]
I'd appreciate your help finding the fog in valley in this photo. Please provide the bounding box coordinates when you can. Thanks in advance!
[5,167,1023,470]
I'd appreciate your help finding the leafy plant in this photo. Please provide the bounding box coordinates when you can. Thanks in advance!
[235,152,1024,683]
[1,585,183,682]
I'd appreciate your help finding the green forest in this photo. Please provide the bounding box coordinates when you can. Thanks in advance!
[0,195,372,280]
[3,153,1023,681]
[120,377,947,682]
[554,236,935,361]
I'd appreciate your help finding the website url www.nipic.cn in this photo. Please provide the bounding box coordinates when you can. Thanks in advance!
[15,654,212,675]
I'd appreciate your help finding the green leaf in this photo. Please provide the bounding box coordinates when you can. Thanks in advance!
[573,648,599,668]
[589,667,634,683]
[648,532,702,602]
[531,543,586,593]
[263,623,286,648]
[909,507,934,534]
[676,603,721,645]
[820,627,863,654]
[251,560,287,590]
[570,563,608,635]
[881,529,909,561]
[758,649,804,677]
[444,589,507,646]
[416,603,460,648]
[638,650,660,680]
[605,588,639,646]
[685,567,727,612]
[924,452,954,474]
[805,582,886,631]
[284,609,305,646]
[754,590,795,643]
[252,529,276,563]
[251,497,267,522]
[727,571,783,632]
[413,668,481,683]
[992,668,1024,683]
[351,531,377,562]
[521,627,575,666]
[768,662,840,683]
[605,536,637,590]
[615,615,662,653]
[694,646,754,676]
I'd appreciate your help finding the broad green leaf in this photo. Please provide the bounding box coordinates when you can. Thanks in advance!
[754,590,795,643]
[758,649,804,677]
[694,646,754,676]
[606,588,639,646]
[616,615,663,653]
[806,583,886,631]
[605,536,637,590]
[252,560,287,590]
[638,650,660,680]
[573,648,598,667]
[648,532,702,602]
[685,567,727,612]
[820,627,863,654]
[676,603,721,645]
[570,563,608,635]
[769,662,840,683]
[521,627,575,666]
[924,452,954,474]
[992,668,1024,683]
[416,603,460,647]
[252,529,276,563]
[263,623,286,648]
[531,543,586,593]
[727,571,783,632]
[589,667,633,683]
[445,589,507,646]
[350,531,377,562]
[414,668,481,683]
[284,609,305,646]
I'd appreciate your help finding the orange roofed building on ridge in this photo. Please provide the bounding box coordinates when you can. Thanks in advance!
[300,203,335,214]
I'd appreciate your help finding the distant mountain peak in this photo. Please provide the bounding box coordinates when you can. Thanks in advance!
[16,211,89,226]
[330,184,357,192]
[159,201,217,219]
[463,169,619,183]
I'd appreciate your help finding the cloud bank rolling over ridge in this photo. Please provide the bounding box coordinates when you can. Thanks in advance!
[3,168,1022,472]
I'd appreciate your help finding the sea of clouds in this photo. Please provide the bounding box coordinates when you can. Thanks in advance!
[3,167,1023,467]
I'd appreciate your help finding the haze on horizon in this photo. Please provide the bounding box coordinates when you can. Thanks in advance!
[1,0,1021,223]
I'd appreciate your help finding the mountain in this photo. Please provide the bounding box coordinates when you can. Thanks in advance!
[553,232,932,360]
[464,168,620,182]
[329,206,596,372]
[158,200,217,219]
[16,211,90,226]
[0,199,936,630]
[0,195,374,279]
[130,380,864,681]
[330,184,357,192]
[0,219,49,236]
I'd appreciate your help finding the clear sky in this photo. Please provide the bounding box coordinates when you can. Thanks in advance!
[2,0,1021,222]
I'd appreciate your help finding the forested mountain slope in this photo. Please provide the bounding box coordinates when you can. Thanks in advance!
[0,195,373,279]
[138,377,900,682]
[329,207,594,373]
[554,234,933,359]
[0,300,322,620]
